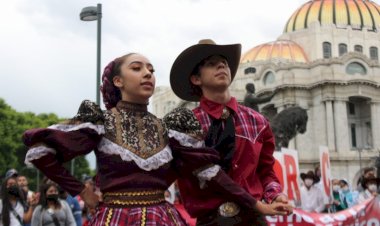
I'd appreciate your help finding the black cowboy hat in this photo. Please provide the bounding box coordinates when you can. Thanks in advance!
[361,175,380,189]
[300,170,317,182]
[170,39,241,101]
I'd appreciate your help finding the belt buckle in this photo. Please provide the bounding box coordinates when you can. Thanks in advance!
[218,202,240,217]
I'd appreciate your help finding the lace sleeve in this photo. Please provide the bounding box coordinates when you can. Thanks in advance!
[163,107,204,138]
[195,165,221,189]
[70,100,104,124]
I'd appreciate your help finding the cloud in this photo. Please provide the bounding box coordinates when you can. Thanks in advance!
[0,0,306,117]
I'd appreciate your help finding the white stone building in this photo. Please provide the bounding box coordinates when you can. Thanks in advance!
[152,0,380,187]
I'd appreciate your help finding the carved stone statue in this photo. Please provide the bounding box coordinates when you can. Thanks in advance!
[270,106,308,150]
[243,83,275,112]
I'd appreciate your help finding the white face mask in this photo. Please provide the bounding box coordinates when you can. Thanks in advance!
[304,179,313,187]
[368,184,378,192]
[333,185,340,192]
[342,186,349,192]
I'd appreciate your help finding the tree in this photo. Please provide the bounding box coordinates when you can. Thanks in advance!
[0,98,93,190]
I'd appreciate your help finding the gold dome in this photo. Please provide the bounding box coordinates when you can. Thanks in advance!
[241,40,309,63]
[284,0,380,33]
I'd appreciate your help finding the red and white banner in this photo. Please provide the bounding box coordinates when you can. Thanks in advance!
[178,197,380,226]
[265,196,380,226]
[273,148,301,204]
[319,146,332,202]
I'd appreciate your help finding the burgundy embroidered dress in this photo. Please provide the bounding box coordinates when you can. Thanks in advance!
[22,100,220,226]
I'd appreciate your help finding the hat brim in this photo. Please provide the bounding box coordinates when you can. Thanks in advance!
[170,43,241,102]
[300,173,315,181]
[362,177,380,188]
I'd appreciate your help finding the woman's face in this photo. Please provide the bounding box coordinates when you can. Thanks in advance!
[6,178,17,188]
[46,185,58,196]
[113,53,156,104]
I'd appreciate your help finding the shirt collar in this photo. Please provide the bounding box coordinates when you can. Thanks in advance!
[200,96,238,119]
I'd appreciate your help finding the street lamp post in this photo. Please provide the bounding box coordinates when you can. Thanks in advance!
[79,4,102,172]
[80,3,102,105]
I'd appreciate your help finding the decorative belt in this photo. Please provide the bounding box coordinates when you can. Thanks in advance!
[103,190,166,207]
[218,202,240,217]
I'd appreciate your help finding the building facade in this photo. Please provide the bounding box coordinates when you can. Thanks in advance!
[152,0,380,187]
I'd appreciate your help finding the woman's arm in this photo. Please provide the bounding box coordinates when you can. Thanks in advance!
[30,205,42,226]
[62,200,76,226]
[23,127,102,196]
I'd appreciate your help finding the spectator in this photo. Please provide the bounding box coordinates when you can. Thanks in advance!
[79,176,96,226]
[357,175,379,203]
[17,175,34,200]
[357,167,376,192]
[339,179,358,208]
[313,165,329,212]
[4,169,18,180]
[0,175,37,226]
[300,171,325,213]
[31,183,75,226]
[57,186,81,226]
[331,179,346,212]
[314,166,321,183]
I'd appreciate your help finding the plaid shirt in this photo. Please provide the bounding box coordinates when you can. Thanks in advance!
[178,96,282,217]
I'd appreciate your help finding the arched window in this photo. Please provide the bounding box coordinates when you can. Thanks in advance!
[346,62,367,75]
[244,67,256,75]
[354,45,363,53]
[263,71,275,85]
[323,42,332,59]
[347,97,372,149]
[370,47,378,61]
[339,43,347,56]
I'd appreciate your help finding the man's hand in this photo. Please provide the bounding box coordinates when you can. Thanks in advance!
[273,194,288,204]
[27,193,39,207]
[254,201,293,216]
[272,194,293,215]
[80,184,99,209]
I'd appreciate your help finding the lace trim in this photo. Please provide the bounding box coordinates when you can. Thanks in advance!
[48,122,105,135]
[98,138,173,171]
[196,165,221,189]
[168,130,205,148]
[24,146,56,165]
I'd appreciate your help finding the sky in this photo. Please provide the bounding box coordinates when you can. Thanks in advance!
[1,0,309,169]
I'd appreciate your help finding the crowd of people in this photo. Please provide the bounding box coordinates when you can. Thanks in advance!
[0,169,98,226]
[299,166,379,214]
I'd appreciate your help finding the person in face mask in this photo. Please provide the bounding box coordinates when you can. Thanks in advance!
[299,171,325,213]
[0,176,37,226]
[31,183,75,226]
[339,179,358,208]
[357,175,380,203]
[331,179,346,212]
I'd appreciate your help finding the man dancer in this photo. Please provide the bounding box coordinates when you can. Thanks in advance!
[169,39,290,225]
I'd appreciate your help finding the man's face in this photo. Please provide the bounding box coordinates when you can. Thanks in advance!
[191,55,231,92]
[332,179,340,186]
[17,176,28,188]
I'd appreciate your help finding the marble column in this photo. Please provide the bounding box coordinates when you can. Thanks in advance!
[333,100,350,152]
[325,100,336,152]
[370,102,380,149]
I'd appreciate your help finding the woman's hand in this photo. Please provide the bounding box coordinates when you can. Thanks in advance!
[80,184,99,209]
[254,200,293,216]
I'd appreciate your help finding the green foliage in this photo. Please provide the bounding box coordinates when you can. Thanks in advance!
[0,98,94,190]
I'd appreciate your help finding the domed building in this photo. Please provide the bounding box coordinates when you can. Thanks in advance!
[230,0,380,185]
[152,0,380,186]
